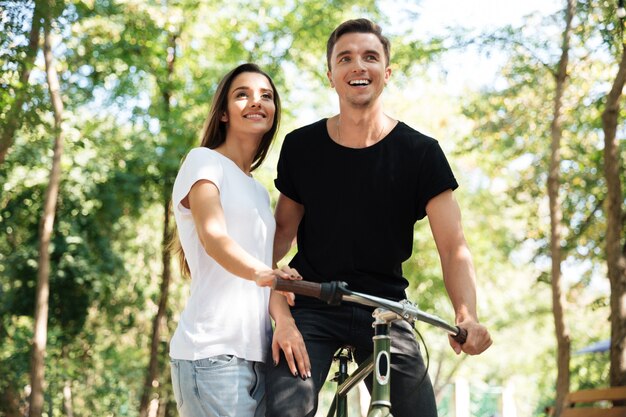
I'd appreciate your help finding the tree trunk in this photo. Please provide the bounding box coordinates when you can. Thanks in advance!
[138,31,177,417]
[139,201,173,417]
[601,40,626,390]
[62,381,74,417]
[62,347,74,417]
[157,362,173,417]
[1,385,23,417]
[432,348,466,403]
[549,1,575,415]
[0,1,41,164]
[29,20,65,417]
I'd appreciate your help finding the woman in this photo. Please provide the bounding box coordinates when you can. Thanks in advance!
[169,63,296,417]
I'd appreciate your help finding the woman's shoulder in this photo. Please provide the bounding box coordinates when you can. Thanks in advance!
[186,146,218,159]
[181,147,222,166]
[175,147,225,182]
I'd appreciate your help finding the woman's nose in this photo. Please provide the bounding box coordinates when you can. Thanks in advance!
[249,94,262,107]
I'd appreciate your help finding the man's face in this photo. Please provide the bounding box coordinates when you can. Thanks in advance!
[327,32,391,108]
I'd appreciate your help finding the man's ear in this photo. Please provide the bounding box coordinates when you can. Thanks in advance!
[327,70,335,88]
[384,66,392,85]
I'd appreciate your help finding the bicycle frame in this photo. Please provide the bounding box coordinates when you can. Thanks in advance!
[327,307,402,417]
[272,279,466,417]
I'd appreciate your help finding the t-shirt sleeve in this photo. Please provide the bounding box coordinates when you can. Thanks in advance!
[172,148,224,214]
[415,141,459,220]
[274,133,302,203]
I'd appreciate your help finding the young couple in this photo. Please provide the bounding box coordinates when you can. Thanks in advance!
[168,18,492,417]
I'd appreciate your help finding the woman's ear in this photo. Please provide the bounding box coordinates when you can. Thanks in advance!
[220,112,228,122]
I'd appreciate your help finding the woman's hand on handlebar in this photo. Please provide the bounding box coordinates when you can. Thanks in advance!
[255,265,302,306]
[449,319,492,355]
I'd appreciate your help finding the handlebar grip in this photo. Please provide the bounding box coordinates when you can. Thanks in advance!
[273,278,322,299]
[452,326,467,345]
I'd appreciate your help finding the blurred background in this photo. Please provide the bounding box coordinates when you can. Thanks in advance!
[1,0,625,416]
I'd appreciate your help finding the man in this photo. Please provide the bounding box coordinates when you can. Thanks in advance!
[266,18,492,417]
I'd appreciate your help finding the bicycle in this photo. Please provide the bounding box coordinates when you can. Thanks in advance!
[272,278,467,417]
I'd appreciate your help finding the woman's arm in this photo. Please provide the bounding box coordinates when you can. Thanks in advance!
[186,179,287,286]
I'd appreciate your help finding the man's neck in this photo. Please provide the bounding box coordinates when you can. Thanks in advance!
[333,105,391,148]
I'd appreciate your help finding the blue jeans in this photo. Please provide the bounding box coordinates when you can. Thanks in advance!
[170,355,266,417]
[265,304,437,417]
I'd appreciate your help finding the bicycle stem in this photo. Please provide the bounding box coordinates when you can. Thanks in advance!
[368,309,393,417]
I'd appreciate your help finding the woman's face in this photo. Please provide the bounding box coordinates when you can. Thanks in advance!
[221,71,276,138]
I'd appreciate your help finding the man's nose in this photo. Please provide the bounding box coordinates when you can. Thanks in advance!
[352,58,366,72]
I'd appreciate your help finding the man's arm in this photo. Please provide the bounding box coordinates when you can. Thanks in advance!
[269,193,311,378]
[426,189,492,355]
[273,193,304,266]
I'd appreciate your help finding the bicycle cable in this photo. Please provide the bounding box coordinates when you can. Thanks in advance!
[413,326,430,389]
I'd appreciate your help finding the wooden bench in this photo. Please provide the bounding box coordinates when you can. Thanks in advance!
[562,386,626,417]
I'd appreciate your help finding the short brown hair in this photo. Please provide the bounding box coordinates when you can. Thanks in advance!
[326,18,391,71]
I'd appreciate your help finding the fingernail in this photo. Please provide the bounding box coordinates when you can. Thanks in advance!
[307,371,312,378]
[273,360,277,367]
[293,371,298,377]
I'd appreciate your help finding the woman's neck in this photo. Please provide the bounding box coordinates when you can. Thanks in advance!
[215,137,258,175]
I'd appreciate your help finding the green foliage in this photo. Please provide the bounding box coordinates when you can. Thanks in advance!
[2,0,624,416]
[456,0,625,410]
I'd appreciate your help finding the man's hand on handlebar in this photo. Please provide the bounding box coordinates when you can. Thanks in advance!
[449,319,492,355]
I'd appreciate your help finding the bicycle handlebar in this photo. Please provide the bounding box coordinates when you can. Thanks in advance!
[273,278,467,345]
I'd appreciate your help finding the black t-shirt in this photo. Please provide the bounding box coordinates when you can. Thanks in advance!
[275,118,459,304]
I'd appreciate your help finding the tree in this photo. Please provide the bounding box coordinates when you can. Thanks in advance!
[602,10,626,390]
[456,1,623,411]
[138,25,180,417]
[549,1,575,415]
[29,7,66,417]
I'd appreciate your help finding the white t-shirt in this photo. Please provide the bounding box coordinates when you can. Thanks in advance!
[169,147,275,362]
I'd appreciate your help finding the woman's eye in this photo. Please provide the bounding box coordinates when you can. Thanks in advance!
[262,93,273,100]
[236,92,248,98]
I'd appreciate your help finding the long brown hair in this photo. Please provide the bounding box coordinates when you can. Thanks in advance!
[199,62,281,171]
[173,63,282,278]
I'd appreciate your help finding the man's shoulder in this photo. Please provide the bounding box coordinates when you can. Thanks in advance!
[393,122,439,147]
[286,118,327,140]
